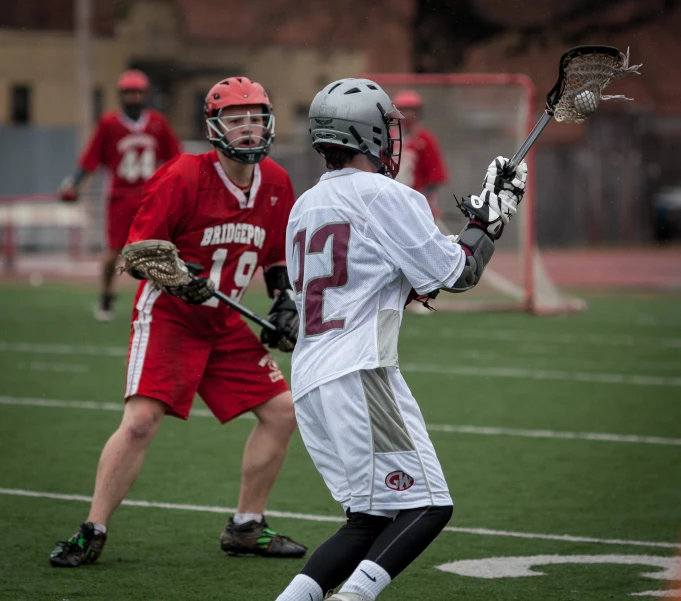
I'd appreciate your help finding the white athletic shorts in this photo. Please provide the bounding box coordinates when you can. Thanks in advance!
[294,366,452,517]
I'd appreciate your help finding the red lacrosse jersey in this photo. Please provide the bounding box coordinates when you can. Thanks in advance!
[127,151,296,336]
[78,109,182,199]
[395,127,448,194]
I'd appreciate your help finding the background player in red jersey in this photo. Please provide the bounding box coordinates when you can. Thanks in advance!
[50,77,306,567]
[58,69,182,320]
[393,89,449,220]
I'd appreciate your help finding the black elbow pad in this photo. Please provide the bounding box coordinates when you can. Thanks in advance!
[443,226,495,293]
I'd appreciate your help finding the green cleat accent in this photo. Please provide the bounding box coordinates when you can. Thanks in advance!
[220,517,307,558]
[50,522,107,568]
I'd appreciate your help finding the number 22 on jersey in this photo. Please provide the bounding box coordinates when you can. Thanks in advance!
[292,223,350,337]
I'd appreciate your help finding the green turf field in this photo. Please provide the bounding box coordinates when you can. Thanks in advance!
[1,282,680,600]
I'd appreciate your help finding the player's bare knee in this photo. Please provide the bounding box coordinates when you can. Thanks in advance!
[274,398,297,436]
[121,396,165,442]
[124,419,157,442]
[255,392,297,435]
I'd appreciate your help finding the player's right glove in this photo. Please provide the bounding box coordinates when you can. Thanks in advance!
[164,262,215,305]
[58,176,79,202]
[458,157,528,240]
[260,290,299,353]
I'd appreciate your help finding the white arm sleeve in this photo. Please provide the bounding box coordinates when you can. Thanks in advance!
[366,181,466,294]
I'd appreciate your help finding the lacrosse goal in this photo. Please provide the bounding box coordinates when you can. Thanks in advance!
[364,73,585,315]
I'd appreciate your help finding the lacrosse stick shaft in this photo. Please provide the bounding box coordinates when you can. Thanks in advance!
[505,112,553,176]
[212,289,277,331]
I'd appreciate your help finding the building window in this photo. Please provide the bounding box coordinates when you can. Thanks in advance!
[11,84,31,124]
[93,86,104,122]
[195,91,207,139]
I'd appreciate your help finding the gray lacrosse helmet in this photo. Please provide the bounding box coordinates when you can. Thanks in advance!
[309,78,404,178]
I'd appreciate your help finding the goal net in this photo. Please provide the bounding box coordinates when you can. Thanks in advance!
[365,73,585,315]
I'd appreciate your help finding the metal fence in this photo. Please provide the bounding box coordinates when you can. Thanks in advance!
[2,114,679,257]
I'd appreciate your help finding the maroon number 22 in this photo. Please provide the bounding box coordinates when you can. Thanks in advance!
[292,223,350,337]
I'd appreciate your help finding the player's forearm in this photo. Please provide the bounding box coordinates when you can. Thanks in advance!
[72,167,90,187]
[441,223,495,293]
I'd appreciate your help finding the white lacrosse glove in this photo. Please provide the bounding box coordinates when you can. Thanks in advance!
[458,157,528,239]
[482,156,527,221]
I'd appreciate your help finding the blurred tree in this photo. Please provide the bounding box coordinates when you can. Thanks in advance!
[414,0,680,72]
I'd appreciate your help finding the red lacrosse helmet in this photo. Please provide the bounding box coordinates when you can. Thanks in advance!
[117,70,150,92]
[204,76,275,164]
[393,89,423,110]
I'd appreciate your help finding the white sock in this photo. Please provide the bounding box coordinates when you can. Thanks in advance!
[92,523,107,535]
[340,560,391,600]
[233,513,263,525]
[275,574,324,601]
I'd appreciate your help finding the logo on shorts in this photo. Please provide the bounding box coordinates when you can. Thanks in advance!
[385,470,414,491]
[259,353,284,383]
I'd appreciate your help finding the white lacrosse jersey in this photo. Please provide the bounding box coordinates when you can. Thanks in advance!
[286,167,466,400]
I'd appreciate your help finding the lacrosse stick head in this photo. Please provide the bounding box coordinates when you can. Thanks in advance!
[121,240,192,287]
[546,45,642,123]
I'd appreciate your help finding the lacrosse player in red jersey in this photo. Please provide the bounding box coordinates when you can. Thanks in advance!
[50,76,306,568]
[58,70,182,320]
[393,89,448,220]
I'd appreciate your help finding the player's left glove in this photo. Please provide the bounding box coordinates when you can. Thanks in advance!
[164,262,215,305]
[458,157,528,240]
[260,290,299,353]
[58,176,79,202]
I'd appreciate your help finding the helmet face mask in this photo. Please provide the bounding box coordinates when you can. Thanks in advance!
[117,70,150,121]
[380,105,403,178]
[206,106,275,165]
[204,77,275,164]
[309,78,404,179]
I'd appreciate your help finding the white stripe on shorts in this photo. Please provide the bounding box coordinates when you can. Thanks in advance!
[125,282,163,398]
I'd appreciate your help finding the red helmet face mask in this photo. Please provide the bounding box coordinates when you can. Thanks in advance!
[117,70,149,121]
[204,77,275,164]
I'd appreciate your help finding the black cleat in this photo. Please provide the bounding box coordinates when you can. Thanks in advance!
[50,522,107,567]
[220,517,307,558]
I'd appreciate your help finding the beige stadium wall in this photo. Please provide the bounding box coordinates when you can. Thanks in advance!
[0,0,365,140]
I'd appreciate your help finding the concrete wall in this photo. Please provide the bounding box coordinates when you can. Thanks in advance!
[0,1,365,139]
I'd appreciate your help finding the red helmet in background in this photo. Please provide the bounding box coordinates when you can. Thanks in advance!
[204,76,275,164]
[117,70,150,92]
[393,89,423,110]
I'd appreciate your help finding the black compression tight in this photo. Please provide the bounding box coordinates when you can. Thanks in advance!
[300,505,453,593]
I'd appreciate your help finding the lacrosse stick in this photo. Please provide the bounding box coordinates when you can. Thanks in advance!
[505,45,641,177]
[121,240,277,331]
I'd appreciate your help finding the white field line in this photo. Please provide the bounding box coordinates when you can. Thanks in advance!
[1,341,680,388]
[401,363,681,388]
[0,487,679,550]
[2,396,680,447]
[0,341,127,357]
[404,328,681,350]
[16,361,89,373]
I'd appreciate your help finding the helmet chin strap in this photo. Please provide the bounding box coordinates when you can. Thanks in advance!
[348,126,386,175]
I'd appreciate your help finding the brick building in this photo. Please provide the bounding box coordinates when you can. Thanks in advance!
[0,0,414,138]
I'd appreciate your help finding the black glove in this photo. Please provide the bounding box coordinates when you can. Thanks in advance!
[260,290,299,353]
[164,262,215,305]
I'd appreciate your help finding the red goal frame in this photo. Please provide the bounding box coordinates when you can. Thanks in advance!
[363,72,544,313]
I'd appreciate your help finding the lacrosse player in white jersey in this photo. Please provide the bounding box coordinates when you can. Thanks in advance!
[275,78,527,601]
